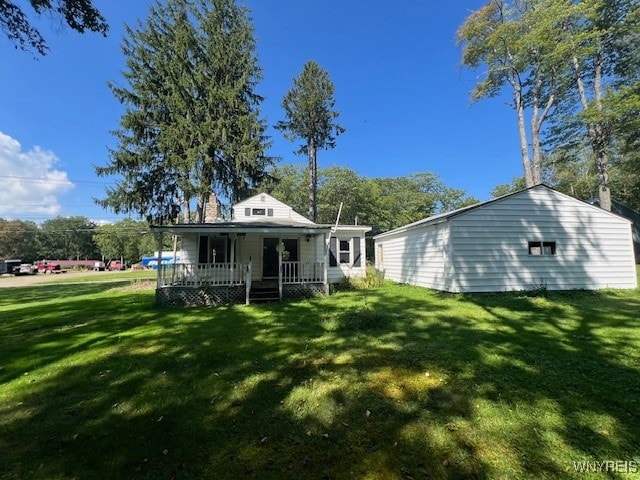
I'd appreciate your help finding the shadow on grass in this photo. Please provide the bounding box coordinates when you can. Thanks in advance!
[1,283,639,479]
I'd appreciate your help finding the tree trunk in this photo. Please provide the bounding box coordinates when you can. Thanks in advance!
[514,83,534,187]
[592,52,611,211]
[308,139,317,222]
[182,197,191,224]
[530,64,555,186]
[195,193,207,224]
[592,117,611,211]
[572,52,611,210]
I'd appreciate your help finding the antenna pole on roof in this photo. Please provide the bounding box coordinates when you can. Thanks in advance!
[332,202,343,233]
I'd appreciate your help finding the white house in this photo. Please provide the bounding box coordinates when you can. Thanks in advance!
[374,184,637,293]
[151,192,370,306]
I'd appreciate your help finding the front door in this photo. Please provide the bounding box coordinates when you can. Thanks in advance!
[262,237,279,278]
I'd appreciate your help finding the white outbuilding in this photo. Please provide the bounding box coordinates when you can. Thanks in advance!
[374,184,637,292]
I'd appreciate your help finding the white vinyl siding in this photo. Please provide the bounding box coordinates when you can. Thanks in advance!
[180,235,197,264]
[328,228,367,282]
[374,185,637,293]
[233,193,312,224]
[449,187,636,292]
[375,222,449,290]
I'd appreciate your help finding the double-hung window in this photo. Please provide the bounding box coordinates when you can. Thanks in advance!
[528,241,556,256]
[339,240,351,264]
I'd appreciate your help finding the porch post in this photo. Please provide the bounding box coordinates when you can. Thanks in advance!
[323,231,329,294]
[278,242,283,301]
[156,232,163,289]
[229,234,236,285]
[245,258,252,305]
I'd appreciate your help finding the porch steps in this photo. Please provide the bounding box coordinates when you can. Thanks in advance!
[249,285,280,303]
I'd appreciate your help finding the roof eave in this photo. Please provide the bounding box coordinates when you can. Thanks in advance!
[150,224,332,235]
[373,218,448,240]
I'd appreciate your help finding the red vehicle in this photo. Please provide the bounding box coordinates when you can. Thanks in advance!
[37,260,62,274]
[107,260,127,271]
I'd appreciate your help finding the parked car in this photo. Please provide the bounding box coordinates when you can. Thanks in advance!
[15,263,38,275]
[107,260,127,271]
[93,261,106,271]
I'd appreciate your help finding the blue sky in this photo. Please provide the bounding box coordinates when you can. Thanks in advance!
[0,0,522,223]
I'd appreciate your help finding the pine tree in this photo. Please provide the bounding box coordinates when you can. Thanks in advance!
[276,61,345,222]
[96,0,272,224]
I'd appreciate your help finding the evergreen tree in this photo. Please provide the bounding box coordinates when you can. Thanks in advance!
[97,0,272,224]
[276,61,345,222]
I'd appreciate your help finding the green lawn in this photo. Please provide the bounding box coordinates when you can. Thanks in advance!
[1,272,639,479]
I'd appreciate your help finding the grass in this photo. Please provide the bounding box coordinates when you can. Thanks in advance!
[1,271,639,479]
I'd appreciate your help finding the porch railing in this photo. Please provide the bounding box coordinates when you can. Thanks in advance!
[158,261,326,288]
[159,263,245,287]
[282,261,324,284]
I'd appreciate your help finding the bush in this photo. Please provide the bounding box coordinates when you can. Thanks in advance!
[331,267,385,292]
[353,266,385,289]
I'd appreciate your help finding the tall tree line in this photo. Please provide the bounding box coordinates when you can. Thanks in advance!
[0,217,157,265]
[259,165,479,234]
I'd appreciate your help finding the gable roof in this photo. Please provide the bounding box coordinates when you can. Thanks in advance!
[233,192,314,225]
[373,183,631,240]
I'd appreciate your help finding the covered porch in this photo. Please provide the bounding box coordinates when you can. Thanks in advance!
[151,223,331,306]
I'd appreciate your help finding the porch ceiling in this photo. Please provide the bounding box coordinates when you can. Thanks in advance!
[151,222,331,235]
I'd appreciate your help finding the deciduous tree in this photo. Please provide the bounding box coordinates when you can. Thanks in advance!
[93,219,154,265]
[550,0,640,210]
[0,219,39,261]
[0,0,107,55]
[260,165,478,234]
[457,0,571,187]
[38,216,99,260]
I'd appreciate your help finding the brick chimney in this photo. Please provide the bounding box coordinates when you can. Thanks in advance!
[204,193,221,223]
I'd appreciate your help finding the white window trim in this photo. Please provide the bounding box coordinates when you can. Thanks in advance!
[528,240,557,256]
[339,238,351,265]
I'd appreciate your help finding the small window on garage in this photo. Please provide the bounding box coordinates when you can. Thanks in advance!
[528,241,556,255]
[339,240,350,264]
[252,208,266,216]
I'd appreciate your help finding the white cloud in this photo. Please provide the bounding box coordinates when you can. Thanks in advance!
[0,131,74,218]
